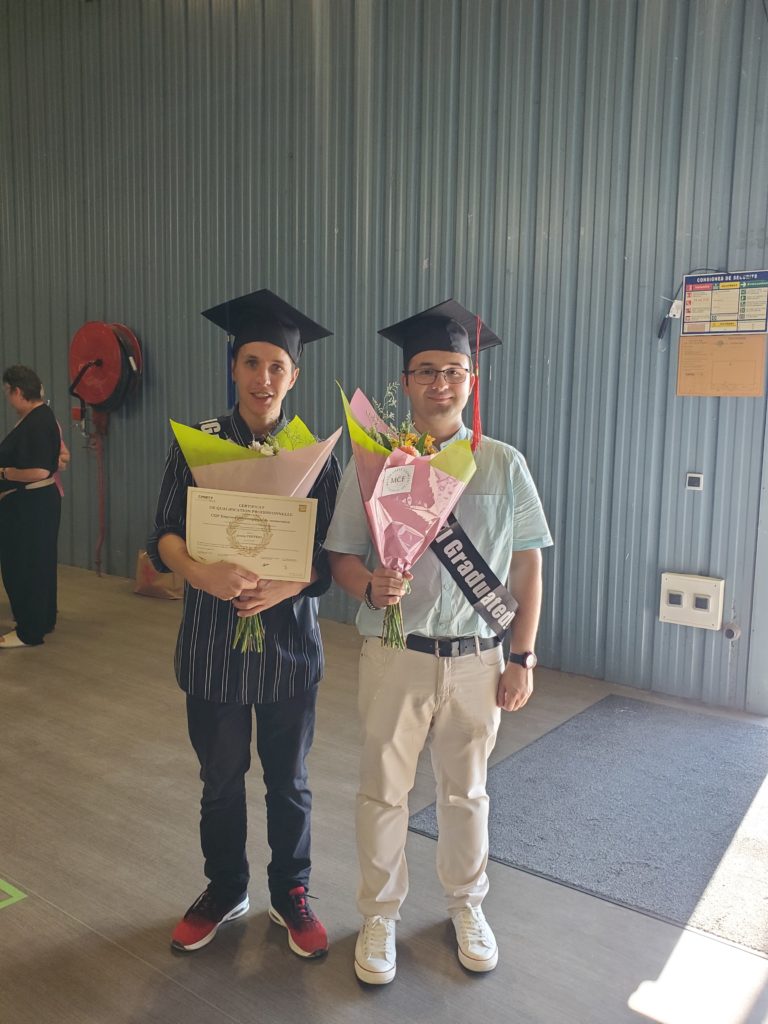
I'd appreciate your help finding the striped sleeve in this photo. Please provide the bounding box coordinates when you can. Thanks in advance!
[147,441,194,572]
[301,452,342,598]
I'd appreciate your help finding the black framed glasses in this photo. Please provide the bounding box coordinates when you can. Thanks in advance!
[404,367,471,385]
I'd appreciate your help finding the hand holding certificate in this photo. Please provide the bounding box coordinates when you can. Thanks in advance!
[172,415,340,653]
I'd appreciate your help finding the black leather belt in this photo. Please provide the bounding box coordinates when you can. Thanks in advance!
[404,634,502,658]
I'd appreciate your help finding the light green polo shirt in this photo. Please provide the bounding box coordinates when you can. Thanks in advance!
[324,424,553,639]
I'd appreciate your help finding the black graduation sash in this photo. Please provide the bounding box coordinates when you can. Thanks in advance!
[430,513,518,638]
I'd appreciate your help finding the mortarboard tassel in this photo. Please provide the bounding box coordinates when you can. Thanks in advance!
[471,314,482,451]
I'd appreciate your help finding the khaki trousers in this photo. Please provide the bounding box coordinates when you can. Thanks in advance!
[356,637,503,919]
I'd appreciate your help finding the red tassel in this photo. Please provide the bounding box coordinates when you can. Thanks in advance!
[471,314,482,451]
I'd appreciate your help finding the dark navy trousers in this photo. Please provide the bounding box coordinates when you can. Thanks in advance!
[186,686,318,903]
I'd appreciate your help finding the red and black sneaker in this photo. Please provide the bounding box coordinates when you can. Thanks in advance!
[268,885,328,958]
[171,887,249,952]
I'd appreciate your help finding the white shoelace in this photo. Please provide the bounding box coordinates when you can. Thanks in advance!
[362,916,395,959]
[455,908,494,949]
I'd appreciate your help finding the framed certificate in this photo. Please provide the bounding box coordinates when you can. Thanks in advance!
[186,488,318,582]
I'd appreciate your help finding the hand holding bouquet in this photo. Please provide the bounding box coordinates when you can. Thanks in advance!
[171,416,341,653]
[339,385,476,648]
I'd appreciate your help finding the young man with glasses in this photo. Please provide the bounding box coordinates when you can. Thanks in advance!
[325,300,552,984]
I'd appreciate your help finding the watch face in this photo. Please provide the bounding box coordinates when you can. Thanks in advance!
[510,651,537,669]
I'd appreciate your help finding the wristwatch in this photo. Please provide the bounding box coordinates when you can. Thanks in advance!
[508,650,537,669]
[363,581,379,612]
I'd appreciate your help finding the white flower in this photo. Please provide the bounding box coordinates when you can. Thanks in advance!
[248,440,276,455]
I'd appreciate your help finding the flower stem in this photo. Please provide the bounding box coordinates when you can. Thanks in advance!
[233,613,265,654]
[381,579,410,649]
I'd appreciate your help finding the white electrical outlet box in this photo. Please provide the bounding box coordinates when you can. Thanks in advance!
[659,573,724,630]
[686,472,704,491]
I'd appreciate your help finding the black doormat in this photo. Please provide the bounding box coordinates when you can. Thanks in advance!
[409,695,768,954]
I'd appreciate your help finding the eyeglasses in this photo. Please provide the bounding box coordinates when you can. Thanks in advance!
[404,367,471,385]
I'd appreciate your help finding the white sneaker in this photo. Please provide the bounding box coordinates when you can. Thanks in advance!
[0,631,29,649]
[451,906,498,972]
[354,915,397,984]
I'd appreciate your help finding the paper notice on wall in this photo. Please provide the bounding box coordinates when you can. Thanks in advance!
[677,334,766,397]
[682,271,768,335]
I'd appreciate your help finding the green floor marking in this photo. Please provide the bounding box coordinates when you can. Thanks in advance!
[0,878,27,910]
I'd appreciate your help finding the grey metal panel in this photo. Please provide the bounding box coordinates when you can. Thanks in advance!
[1,0,766,709]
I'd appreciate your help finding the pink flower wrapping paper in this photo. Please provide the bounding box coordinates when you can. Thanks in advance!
[340,387,476,646]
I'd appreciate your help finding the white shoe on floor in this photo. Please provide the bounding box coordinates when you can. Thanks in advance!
[452,906,498,972]
[0,631,29,649]
[354,915,397,984]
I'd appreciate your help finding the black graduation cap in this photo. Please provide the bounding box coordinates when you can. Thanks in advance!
[201,288,332,363]
[379,299,503,451]
[378,298,502,368]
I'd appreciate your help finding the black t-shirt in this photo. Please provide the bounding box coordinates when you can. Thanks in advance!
[0,404,60,493]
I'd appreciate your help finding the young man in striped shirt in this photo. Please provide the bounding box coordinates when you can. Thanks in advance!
[148,290,340,959]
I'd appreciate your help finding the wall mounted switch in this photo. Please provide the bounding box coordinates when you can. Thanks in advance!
[686,472,704,491]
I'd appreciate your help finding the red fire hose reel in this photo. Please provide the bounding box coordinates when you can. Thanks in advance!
[67,322,143,574]
[68,321,143,431]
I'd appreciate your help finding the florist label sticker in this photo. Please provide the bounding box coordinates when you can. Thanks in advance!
[382,465,414,496]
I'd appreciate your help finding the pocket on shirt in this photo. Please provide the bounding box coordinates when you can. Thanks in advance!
[454,494,512,539]
[452,494,513,574]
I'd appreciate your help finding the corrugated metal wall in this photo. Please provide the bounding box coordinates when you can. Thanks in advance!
[1,0,766,711]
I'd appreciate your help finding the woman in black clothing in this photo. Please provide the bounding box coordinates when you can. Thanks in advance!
[0,365,62,648]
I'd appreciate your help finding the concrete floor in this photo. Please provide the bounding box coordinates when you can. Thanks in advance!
[0,565,766,1024]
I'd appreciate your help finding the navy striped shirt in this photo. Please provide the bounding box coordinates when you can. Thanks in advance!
[147,406,341,704]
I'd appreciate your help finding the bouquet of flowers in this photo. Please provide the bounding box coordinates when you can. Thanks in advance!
[339,385,476,647]
[171,416,341,653]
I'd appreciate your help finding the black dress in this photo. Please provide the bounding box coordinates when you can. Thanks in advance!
[0,404,61,645]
